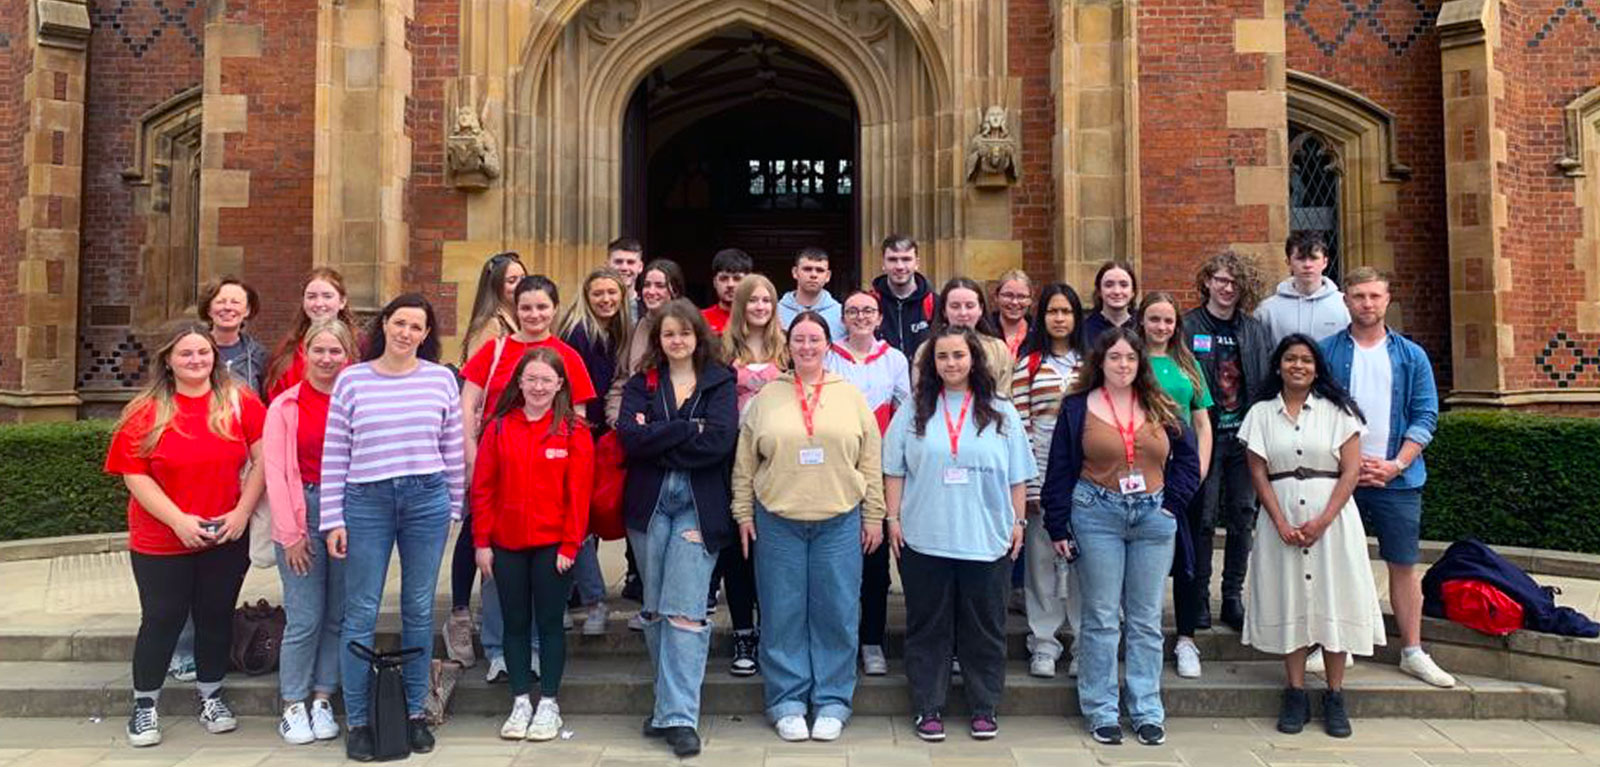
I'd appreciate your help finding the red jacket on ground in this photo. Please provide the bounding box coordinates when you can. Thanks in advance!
[470,408,594,558]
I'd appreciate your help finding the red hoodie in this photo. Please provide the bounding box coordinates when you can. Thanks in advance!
[470,408,594,558]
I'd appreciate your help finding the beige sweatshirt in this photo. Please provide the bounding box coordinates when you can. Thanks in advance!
[732,371,886,523]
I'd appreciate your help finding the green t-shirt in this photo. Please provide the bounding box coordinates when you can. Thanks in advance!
[1150,355,1213,426]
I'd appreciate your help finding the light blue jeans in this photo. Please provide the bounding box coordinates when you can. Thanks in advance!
[276,483,345,702]
[339,473,452,726]
[571,537,605,605]
[754,504,862,724]
[1071,481,1174,731]
[629,471,718,730]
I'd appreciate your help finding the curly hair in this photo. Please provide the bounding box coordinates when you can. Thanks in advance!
[1194,250,1267,314]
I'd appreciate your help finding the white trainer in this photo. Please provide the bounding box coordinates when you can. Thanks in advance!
[1400,650,1456,688]
[485,656,508,683]
[500,696,533,740]
[1305,647,1355,674]
[1028,652,1057,679]
[1066,655,1080,678]
[1175,639,1202,679]
[310,698,340,740]
[811,716,843,741]
[279,701,314,745]
[583,603,610,636]
[527,698,562,742]
[775,714,810,741]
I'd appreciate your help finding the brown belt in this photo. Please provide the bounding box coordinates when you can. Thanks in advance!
[1267,467,1342,482]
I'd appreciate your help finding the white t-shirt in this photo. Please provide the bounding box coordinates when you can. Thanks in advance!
[1349,339,1392,458]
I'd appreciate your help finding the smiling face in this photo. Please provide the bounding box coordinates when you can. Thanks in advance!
[587,276,623,321]
[744,285,774,329]
[1141,300,1179,347]
[1279,342,1317,392]
[882,246,918,289]
[788,318,829,373]
[608,249,642,289]
[932,334,973,390]
[792,257,831,295]
[383,307,430,359]
[1044,293,1076,343]
[168,332,216,388]
[843,293,881,338]
[305,330,350,387]
[518,359,562,413]
[1101,338,1140,390]
[995,279,1031,324]
[943,287,983,330]
[658,316,697,364]
[1099,268,1134,312]
[639,269,674,310]
[303,278,346,323]
[207,284,250,333]
[500,262,527,305]
[1207,268,1240,312]
[517,288,556,337]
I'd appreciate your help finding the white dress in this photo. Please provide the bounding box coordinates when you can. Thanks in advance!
[1238,392,1386,655]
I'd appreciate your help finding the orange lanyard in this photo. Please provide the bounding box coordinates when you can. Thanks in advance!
[1100,389,1139,469]
[795,375,824,440]
[941,389,974,458]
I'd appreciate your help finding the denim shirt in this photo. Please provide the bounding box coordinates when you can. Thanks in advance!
[1320,328,1438,490]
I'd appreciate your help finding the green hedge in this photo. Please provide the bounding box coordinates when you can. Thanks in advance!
[1422,410,1600,555]
[0,419,126,542]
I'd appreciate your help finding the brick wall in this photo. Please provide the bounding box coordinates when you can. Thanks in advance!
[0,0,29,391]
[1286,0,1452,385]
[405,0,467,335]
[1496,0,1600,392]
[1010,0,1056,286]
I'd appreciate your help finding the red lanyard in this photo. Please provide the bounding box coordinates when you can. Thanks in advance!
[1100,389,1139,468]
[941,389,974,458]
[795,375,825,440]
[1005,326,1026,359]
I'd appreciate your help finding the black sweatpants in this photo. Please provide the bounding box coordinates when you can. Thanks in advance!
[450,511,477,610]
[129,538,250,693]
[1198,434,1256,606]
[493,545,574,697]
[899,546,1009,716]
[860,528,891,646]
[716,543,758,632]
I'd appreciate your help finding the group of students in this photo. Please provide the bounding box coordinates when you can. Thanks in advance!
[104,229,1450,759]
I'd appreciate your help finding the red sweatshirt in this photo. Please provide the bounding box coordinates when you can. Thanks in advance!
[469,408,594,558]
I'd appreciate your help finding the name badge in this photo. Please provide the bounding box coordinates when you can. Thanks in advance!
[798,447,825,466]
[545,448,568,459]
[1119,470,1148,495]
[943,467,971,485]
[1192,334,1213,353]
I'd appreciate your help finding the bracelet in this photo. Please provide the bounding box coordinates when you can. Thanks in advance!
[885,518,901,524]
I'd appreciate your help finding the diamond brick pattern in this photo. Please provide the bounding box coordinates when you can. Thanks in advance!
[1288,0,1440,56]
[1535,332,1600,388]
[1528,0,1600,48]
[90,0,202,59]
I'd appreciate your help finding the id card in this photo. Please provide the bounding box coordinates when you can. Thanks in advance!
[943,467,971,485]
[1118,471,1148,495]
[798,447,825,465]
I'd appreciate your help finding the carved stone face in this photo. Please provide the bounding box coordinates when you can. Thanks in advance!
[455,107,478,132]
[984,143,1008,170]
[983,107,1006,133]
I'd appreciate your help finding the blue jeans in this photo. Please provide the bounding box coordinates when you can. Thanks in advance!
[276,483,345,702]
[629,471,718,729]
[339,473,452,726]
[571,537,605,605]
[1072,482,1174,731]
[754,504,862,724]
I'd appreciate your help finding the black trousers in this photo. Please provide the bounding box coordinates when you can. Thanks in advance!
[860,527,891,646]
[1197,434,1257,605]
[450,511,476,609]
[130,538,250,692]
[716,543,758,632]
[899,547,1009,716]
[493,545,574,697]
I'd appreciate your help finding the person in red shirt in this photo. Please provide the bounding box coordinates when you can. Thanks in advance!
[701,248,752,334]
[265,268,360,402]
[261,318,359,745]
[471,347,594,742]
[104,321,267,748]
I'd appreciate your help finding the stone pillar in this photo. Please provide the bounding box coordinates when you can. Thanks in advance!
[1226,0,1290,267]
[1437,0,1511,398]
[0,0,90,422]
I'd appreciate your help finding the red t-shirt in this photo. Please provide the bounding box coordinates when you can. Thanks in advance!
[702,304,731,335]
[461,335,597,420]
[295,383,331,482]
[266,349,306,403]
[105,391,267,556]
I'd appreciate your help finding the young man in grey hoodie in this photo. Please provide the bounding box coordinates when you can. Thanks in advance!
[777,246,847,339]
[1255,231,1350,344]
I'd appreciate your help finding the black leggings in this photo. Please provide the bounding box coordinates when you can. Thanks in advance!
[451,512,477,610]
[716,543,758,632]
[130,538,250,693]
[860,529,891,646]
[493,545,574,697]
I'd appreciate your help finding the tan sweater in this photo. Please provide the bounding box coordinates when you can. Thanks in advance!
[732,371,886,523]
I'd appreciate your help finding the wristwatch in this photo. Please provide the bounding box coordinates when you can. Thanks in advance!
[1014,518,1028,528]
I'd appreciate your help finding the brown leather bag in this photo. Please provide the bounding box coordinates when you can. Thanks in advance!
[230,598,286,675]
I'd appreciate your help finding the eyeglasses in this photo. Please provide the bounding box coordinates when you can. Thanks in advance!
[521,375,561,387]
[843,307,879,317]
[998,292,1031,302]
[1208,275,1237,288]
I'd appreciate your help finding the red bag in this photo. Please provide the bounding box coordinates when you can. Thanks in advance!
[589,430,627,540]
[1441,578,1524,636]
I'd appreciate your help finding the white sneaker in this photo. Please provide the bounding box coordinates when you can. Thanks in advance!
[1400,650,1456,688]
[279,701,314,745]
[1028,652,1057,679]
[501,696,533,740]
[951,658,962,676]
[1175,639,1202,679]
[310,698,339,740]
[1067,655,1080,678]
[562,611,574,631]
[583,603,609,636]
[531,651,542,679]
[198,693,238,734]
[861,645,888,676]
[127,701,161,747]
[1305,647,1355,674]
[628,612,647,631]
[775,714,810,741]
[527,698,562,741]
[486,656,508,683]
[811,716,843,741]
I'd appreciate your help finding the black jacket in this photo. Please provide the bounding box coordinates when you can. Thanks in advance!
[1180,306,1274,423]
[1423,538,1600,637]
[872,272,934,358]
[616,363,739,552]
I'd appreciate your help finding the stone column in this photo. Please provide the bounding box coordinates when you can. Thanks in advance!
[1227,0,1290,267]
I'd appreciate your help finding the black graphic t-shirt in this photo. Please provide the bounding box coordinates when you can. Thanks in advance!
[1191,312,1247,431]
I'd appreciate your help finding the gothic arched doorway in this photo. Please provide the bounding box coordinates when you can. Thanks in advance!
[621,26,859,303]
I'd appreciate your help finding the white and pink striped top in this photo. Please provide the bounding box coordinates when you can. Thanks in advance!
[317,361,466,530]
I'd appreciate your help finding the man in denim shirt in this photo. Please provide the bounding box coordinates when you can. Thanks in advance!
[1321,267,1455,688]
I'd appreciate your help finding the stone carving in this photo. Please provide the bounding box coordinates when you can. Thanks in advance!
[448,107,501,191]
[583,0,642,42]
[834,0,892,40]
[965,106,1019,187]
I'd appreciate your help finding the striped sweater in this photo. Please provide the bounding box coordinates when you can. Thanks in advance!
[318,361,466,530]
[1010,350,1081,503]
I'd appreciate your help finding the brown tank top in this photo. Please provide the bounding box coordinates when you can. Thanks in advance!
[1081,414,1170,493]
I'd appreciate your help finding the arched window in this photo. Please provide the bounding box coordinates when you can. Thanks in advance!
[1289,126,1343,279]
[123,86,204,328]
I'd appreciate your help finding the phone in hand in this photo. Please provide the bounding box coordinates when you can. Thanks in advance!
[199,519,224,538]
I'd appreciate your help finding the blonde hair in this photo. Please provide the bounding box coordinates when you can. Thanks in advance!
[117,321,245,456]
[302,318,360,359]
[557,267,633,357]
[995,269,1032,292]
[721,274,790,367]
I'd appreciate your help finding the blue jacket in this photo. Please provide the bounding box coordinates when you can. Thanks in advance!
[617,363,739,552]
[1320,328,1438,489]
[1038,392,1204,577]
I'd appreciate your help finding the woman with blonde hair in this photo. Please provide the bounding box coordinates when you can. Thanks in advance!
[265,267,361,401]
[105,321,267,747]
[990,269,1034,362]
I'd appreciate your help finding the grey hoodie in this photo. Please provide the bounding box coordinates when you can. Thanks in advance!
[1254,276,1351,344]
[777,288,847,340]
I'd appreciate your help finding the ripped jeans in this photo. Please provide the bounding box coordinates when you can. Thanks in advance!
[627,471,717,730]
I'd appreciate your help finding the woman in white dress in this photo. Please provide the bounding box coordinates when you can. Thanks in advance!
[1237,333,1384,740]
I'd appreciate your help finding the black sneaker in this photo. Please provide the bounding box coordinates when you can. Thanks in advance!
[1091,725,1123,745]
[198,692,237,734]
[706,588,720,615]
[1323,690,1352,738]
[664,726,702,757]
[1220,596,1245,632]
[127,697,161,747]
[1135,723,1165,746]
[346,725,375,762]
[643,715,665,737]
[1276,687,1309,734]
[407,717,435,753]
[730,630,759,676]
[621,573,643,602]
[1197,599,1213,630]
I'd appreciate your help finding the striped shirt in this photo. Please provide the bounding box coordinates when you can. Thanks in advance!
[318,361,466,530]
[1011,350,1081,503]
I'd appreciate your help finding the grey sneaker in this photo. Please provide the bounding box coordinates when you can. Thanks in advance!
[1028,652,1056,679]
[861,645,888,676]
[582,603,609,636]
[444,608,476,668]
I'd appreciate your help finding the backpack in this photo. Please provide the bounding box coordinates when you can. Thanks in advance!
[1440,579,1524,636]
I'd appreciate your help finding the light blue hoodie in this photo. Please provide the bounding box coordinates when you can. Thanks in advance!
[777,288,847,340]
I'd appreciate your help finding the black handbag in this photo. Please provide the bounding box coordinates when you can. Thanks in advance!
[348,642,425,761]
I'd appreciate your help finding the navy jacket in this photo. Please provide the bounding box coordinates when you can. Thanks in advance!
[1422,538,1600,638]
[616,363,739,553]
[563,322,618,433]
[1038,392,1204,577]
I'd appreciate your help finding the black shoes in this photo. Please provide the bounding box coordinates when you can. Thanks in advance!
[407,717,435,753]
[730,630,760,677]
[345,725,375,762]
[1196,599,1213,630]
[664,726,702,757]
[1091,725,1123,745]
[642,716,665,738]
[621,574,643,602]
[1220,597,1245,633]
[1276,687,1309,734]
[1323,690,1352,738]
[1135,723,1165,746]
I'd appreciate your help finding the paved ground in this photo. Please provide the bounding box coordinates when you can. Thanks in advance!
[3,715,1600,766]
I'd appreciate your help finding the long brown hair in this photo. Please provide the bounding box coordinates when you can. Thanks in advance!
[721,274,789,367]
[1070,326,1181,429]
[116,321,245,456]
[642,299,720,375]
[911,327,1006,438]
[1136,292,1207,402]
[266,267,359,392]
[488,347,580,436]
[462,252,525,363]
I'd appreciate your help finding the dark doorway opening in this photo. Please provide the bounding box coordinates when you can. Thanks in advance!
[621,26,859,307]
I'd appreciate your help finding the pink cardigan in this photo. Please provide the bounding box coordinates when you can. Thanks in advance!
[263,381,314,547]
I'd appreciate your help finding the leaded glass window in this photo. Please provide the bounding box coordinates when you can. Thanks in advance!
[1289,125,1343,280]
